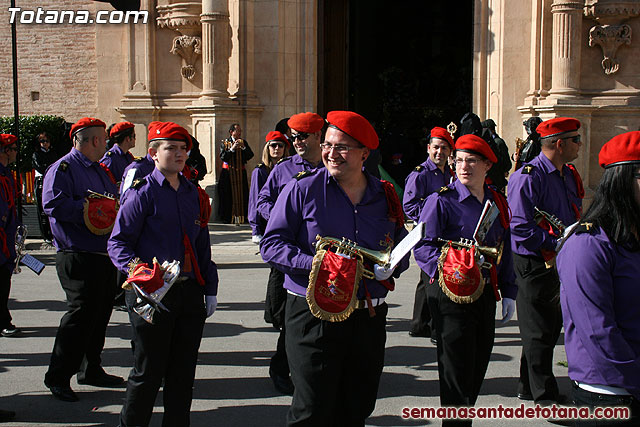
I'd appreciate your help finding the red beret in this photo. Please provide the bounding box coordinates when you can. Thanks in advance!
[70,117,106,139]
[0,134,17,147]
[148,121,192,151]
[287,112,324,133]
[430,127,454,149]
[598,131,640,168]
[265,131,288,145]
[326,111,379,149]
[536,117,580,139]
[455,134,497,163]
[109,121,135,138]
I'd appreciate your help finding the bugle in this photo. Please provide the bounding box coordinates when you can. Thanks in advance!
[131,260,181,324]
[14,225,27,274]
[437,237,504,268]
[534,207,566,234]
[315,235,391,280]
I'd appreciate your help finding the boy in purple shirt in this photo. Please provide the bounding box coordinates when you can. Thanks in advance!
[108,121,219,426]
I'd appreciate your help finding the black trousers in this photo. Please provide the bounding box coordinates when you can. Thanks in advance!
[409,273,432,335]
[45,252,117,387]
[265,267,289,378]
[285,294,387,427]
[425,271,496,427]
[120,280,206,427]
[572,383,640,426]
[0,265,13,328]
[513,254,562,402]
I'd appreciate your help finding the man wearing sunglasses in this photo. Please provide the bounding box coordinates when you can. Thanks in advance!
[256,112,325,396]
[507,117,584,406]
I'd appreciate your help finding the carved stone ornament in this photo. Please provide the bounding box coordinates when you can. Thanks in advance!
[156,2,202,36]
[584,1,640,23]
[171,35,202,80]
[588,24,632,74]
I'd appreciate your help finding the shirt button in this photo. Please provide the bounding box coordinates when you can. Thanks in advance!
[354,209,358,214]
[355,230,359,234]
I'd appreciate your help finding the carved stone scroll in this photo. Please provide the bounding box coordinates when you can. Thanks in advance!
[588,24,632,74]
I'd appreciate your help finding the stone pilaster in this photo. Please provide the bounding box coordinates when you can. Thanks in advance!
[199,1,232,102]
[549,1,584,97]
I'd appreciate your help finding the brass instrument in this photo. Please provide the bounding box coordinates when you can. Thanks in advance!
[513,137,526,170]
[315,235,391,280]
[534,207,566,234]
[438,237,504,268]
[223,138,246,224]
[86,189,118,201]
[131,260,181,324]
[14,225,27,274]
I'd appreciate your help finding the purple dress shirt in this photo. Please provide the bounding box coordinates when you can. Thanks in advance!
[0,164,18,266]
[403,158,453,222]
[248,164,269,236]
[558,226,640,399]
[108,168,218,296]
[256,154,324,221]
[507,152,582,257]
[120,154,155,195]
[260,168,410,299]
[413,179,517,299]
[42,148,119,253]
[100,144,134,183]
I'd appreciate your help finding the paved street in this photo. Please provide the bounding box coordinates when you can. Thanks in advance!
[0,224,572,426]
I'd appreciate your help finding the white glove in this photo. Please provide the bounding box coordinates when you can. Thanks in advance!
[205,295,218,318]
[251,235,262,244]
[498,297,515,325]
[374,263,395,281]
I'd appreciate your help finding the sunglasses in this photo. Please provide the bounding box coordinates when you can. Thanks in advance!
[561,135,581,144]
[268,143,285,148]
[291,132,309,141]
[5,146,18,152]
[634,172,640,179]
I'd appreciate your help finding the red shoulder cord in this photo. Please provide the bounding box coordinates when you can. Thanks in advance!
[197,186,212,228]
[566,164,584,220]
[380,180,404,229]
[182,232,205,286]
[99,163,117,185]
[486,187,512,301]
[0,175,14,260]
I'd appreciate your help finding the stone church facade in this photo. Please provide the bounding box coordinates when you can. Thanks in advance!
[2,0,640,203]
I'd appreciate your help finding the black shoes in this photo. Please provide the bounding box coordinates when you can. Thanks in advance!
[1,324,20,337]
[269,368,294,396]
[47,385,79,402]
[77,372,125,388]
[517,392,533,401]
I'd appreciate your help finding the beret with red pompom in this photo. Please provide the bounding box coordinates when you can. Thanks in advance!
[536,117,580,139]
[265,131,288,145]
[110,121,135,138]
[326,111,379,149]
[287,112,325,133]
[148,121,192,151]
[430,127,454,149]
[0,134,18,147]
[70,117,106,139]
[455,134,497,163]
[599,131,640,168]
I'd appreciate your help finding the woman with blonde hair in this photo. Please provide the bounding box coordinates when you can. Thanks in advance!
[248,131,288,243]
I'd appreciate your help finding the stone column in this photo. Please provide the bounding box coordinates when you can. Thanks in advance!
[200,0,231,101]
[549,1,584,97]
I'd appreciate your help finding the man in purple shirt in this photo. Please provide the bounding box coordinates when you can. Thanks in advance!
[257,112,325,395]
[43,117,123,402]
[413,134,516,421]
[261,111,409,426]
[558,131,640,424]
[507,117,584,405]
[403,126,454,339]
[101,121,136,184]
[108,121,219,427]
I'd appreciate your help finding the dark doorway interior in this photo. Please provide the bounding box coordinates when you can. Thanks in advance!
[319,0,473,185]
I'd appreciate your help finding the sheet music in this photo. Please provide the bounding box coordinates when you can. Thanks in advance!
[20,253,45,275]
[389,222,425,269]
